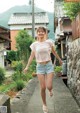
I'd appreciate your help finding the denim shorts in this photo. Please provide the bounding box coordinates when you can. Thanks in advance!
[36,61,54,75]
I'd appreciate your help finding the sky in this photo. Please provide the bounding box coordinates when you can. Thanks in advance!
[0,0,54,14]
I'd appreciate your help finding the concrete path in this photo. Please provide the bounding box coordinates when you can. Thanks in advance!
[5,69,14,78]
[25,83,54,113]
[11,76,80,113]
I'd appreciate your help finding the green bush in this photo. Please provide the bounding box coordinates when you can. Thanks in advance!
[24,60,36,80]
[20,72,28,81]
[12,59,36,90]
[16,30,34,63]
[15,80,25,91]
[6,50,17,61]
[26,73,32,81]
[29,60,36,72]
[11,61,23,72]
[12,71,28,81]
[0,67,5,84]
[54,66,62,73]
[12,71,21,81]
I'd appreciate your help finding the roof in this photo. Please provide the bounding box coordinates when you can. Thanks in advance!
[0,25,10,30]
[8,12,49,25]
[0,35,11,42]
[61,17,71,21]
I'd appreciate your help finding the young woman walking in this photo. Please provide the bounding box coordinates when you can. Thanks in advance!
[23,27,62,113]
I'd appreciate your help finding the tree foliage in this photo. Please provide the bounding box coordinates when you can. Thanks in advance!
[7,50,17,61]
[63,2,80,20]
[16,30,34,63]
[0,67,5,84]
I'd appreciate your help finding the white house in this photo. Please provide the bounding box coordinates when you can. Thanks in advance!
[0,35,10,68]
[8,12,49,50]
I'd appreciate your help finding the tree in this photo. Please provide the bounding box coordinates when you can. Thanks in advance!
[7,50,17,62]
[16,30,34,63]
[63,2,80,20]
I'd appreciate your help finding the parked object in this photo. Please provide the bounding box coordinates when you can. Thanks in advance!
[54,66,62,77]
[32,72,37,77]
[62,59,67,86]
[62,60,67,76]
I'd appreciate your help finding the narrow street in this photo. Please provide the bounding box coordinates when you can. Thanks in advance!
[11,76,80,113]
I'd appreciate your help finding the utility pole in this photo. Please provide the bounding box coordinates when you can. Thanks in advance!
[32,0,35,38]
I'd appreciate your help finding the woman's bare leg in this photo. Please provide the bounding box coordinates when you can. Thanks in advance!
[46,72,54,96]
[37,74,47,106]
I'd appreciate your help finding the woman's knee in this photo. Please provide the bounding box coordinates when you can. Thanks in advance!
[47,85,52,91]
[41,86,46,92]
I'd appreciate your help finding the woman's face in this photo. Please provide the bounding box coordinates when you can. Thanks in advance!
[37,29,46,38]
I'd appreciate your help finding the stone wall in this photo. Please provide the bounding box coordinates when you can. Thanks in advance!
[67,38,80,106]
[0,94,11,113]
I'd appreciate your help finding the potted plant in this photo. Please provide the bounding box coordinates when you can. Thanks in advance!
[54,66,62,77]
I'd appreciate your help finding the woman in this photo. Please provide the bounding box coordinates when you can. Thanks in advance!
[23,27,62,113]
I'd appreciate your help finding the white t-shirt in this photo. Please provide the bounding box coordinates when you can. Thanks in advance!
[30,39,54,63]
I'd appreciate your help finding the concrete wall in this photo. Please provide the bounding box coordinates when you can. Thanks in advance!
[67,38,80,106]
[0,94,11,113]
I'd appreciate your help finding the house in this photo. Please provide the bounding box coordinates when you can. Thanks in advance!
[8,12,49,50]
[0,26,10,67]
[54,0,80,106]
[55,17,72,59]
[72,13,80,40]
[54,0,73,60]
[0,26,10,49]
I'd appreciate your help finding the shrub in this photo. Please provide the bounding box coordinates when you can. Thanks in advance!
[24,60,36,80]
[15,80,25,91]
[11,61,23,72]
[26,73,33,81]
[20,73,28,81]
[16,30,34,63]
[12,71,21,81]
[0,67,5,84]
[6,50,17,61]
[29,60,36,72]
[12,71,28,81]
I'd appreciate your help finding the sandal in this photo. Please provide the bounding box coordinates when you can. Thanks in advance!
[43,105,48,113]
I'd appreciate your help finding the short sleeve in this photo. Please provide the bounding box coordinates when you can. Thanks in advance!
[30,43,35,52]
[47,39,55,48]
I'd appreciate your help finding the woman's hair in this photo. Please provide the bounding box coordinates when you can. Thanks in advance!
[36,27,47,33]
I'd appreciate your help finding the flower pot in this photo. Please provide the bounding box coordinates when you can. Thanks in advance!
[32,72,37,77]
[56,72,62,77]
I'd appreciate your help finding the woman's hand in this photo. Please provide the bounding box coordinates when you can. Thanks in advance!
[23,51,35,74]
[23,67,28,74]
[59,59,63,66]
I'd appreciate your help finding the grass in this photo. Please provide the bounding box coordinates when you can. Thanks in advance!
[0,71,32,94]
[0,60,36,96]
[0,82,16,93]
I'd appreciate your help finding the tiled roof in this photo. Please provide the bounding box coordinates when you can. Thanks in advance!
[8,12,49,25]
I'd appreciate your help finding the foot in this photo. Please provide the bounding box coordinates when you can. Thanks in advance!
[49,89,53,97]
[43,105,48,113]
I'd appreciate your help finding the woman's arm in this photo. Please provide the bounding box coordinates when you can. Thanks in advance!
[23,51,35,73]
[51,46,62,65]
